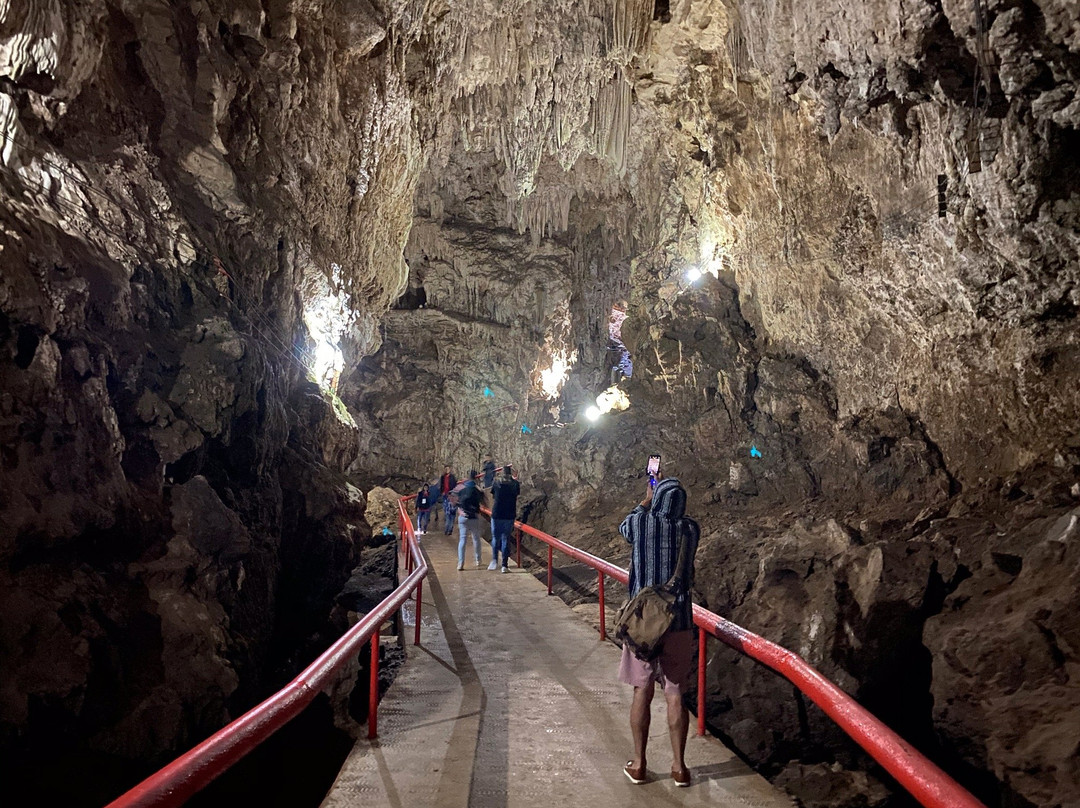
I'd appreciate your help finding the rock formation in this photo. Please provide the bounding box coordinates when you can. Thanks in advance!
[1,0,1077,806]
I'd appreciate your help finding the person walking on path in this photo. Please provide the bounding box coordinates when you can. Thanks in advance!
[481,454,496,489]
[454,470,487,571]
[415,482,434,534]
[439,466,457,534]
[488,464,520,572]
[617,473,699,788]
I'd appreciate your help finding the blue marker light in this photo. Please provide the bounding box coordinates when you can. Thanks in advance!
[750,445,762,458]
[521,424,532,434]
[483,386,494,397]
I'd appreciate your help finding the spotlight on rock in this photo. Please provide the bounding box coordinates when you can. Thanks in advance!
[313,339,344,393]
[686,266,702,283]
[584,405,601,422]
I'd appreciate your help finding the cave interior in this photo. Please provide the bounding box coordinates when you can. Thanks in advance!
[1,1,1078,807]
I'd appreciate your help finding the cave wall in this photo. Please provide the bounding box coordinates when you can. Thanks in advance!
[0,0,411,800]
[343,0,1080,805]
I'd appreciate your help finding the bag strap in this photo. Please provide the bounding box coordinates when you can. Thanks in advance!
[661,522,690,594]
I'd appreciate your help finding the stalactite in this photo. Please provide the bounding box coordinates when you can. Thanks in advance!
[606,0,654,63]
[588,68,632,172]
[425,0,655,238]
[725,4,750,83]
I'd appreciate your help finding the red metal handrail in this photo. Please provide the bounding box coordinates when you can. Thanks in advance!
[106,498,427,808]
[497,507,986,808]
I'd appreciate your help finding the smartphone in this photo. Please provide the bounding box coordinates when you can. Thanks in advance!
[647,454,661,486]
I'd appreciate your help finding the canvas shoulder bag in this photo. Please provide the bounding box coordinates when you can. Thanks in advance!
[614,524,690,661]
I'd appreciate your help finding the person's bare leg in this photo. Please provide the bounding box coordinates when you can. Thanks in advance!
[664,687,689,773]
[629,681,655,770]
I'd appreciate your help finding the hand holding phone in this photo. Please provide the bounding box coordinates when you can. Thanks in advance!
[647,454,661,487]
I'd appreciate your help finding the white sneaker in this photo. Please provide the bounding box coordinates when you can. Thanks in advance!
[501,566,508,574]
[475,558,481,567]
[487,560,498,571]
[457,562,464,571]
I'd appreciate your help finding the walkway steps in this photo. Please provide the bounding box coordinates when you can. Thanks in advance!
[321,530,794,808]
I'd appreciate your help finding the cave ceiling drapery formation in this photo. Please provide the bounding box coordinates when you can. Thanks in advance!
[1,0,1079,806]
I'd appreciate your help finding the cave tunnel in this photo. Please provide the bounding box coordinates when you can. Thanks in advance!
[1,2,1078,808]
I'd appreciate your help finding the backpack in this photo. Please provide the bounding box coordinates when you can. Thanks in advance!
[457,483,481,518]
[614,523,692,661]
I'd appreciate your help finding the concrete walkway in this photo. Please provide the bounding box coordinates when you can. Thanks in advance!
[321,526,793,808]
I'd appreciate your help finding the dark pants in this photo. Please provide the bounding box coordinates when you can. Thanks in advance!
[417,508,431,532]
[442,496,455,533]
[491,519,514,567]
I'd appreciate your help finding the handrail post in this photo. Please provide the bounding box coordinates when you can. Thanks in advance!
[697,629,707,736]
[414,578,422,646]
[598,571,606,640]
[547,544,553,595]
[368,633,379,739]
[516,528,521,567]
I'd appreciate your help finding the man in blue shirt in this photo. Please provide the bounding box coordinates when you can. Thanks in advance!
[488,464,520,572]
[481,455,497,489]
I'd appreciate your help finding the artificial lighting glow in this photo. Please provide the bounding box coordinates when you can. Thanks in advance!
[302,261,352,394]
[584,405,601,421]
[686,266,702,282]
[539,349,574,398]
[595,385,630,414]
[313,339,344,390]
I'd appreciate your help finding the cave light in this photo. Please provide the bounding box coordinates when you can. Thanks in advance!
[685,265,703,283]
[312,338,345,392]
[584,405,601,421]
[539,349,574,398]
[595,385,630,414]
[699,229,731,278]
[302,263,351,395]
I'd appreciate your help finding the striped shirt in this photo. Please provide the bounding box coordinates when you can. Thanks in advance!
[619,477,699,632]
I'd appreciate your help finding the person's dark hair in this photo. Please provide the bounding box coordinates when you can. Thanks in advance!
[468,469,478,480]
[502,464,514,477]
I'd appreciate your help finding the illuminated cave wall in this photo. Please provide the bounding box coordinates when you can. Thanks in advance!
[344,2,1080,806]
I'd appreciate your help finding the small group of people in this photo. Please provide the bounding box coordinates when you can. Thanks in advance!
[413,456,521,573]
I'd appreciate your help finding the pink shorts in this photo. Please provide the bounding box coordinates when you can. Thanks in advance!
[618,629,695,696]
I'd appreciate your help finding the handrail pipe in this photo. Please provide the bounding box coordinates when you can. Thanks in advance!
[106,498,427,808]
[498,506,986,808]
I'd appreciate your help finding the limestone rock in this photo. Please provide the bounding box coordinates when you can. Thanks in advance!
[925,509,1080,807]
